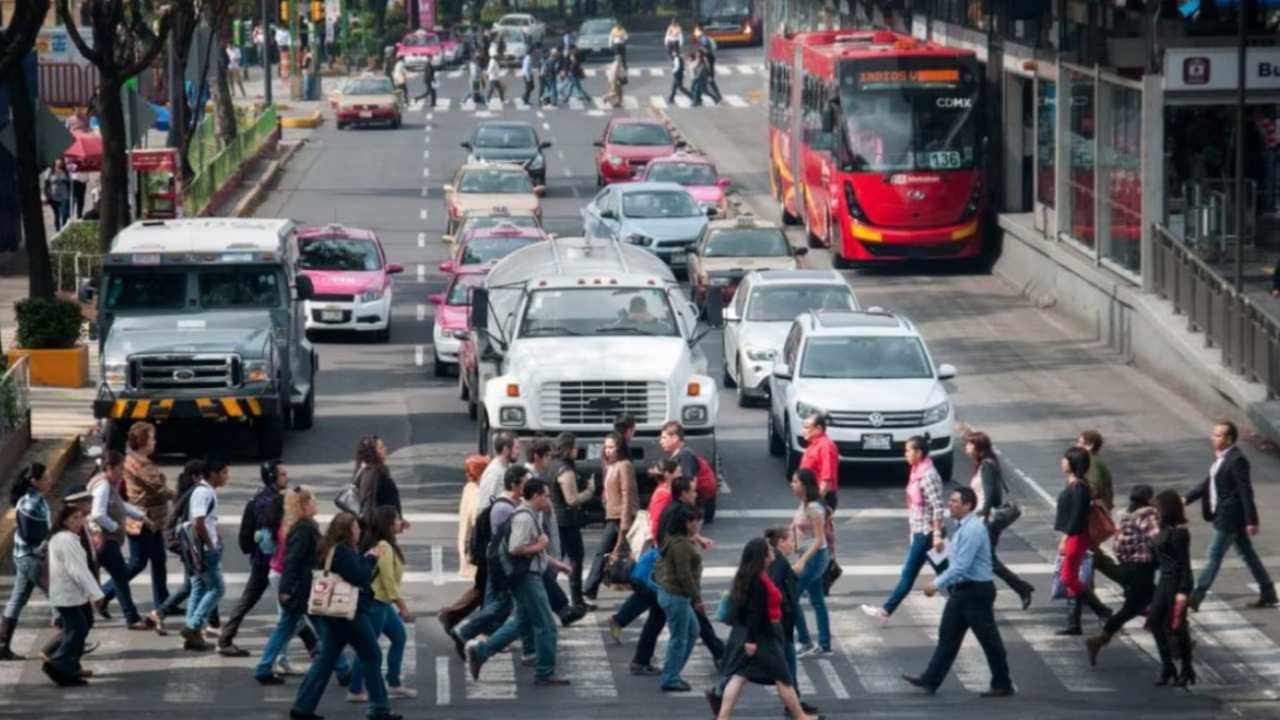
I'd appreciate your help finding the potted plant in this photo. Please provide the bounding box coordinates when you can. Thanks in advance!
[7,297,89,388]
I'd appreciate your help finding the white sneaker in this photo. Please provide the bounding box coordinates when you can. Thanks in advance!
[861,604,889,621]
[795,643,817,659]
[346,691,368,703]
[274,660,305,676]
[388,686,418,698]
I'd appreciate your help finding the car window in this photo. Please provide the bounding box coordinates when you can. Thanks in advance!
[502,29,525,40]
[457,169,533,193]
[607,123,673,146]
[731,277,751,316]
[474,126,537,149]
[799,336,933,379]
[704,229,790,258]
[447,274,485,305]
[646,163,717,186]
[103,272,187,310]
[299,238,382,271]
[621,190,702,219]
[747,286,855,322]
[461,237,541,265]
[199,270,282,309]
[458,215,540,235]
[783,322,802,369]
[520,287,679,338]
[346,79,394,94]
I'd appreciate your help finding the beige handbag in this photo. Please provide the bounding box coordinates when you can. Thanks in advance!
[308,548,359,620]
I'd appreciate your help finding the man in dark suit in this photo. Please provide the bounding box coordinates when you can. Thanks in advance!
[1184,421,1278,611]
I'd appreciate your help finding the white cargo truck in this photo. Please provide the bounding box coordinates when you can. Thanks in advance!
[469,235,723,467]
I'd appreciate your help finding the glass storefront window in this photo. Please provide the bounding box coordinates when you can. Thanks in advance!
[1037,80,1056,209]
[1064,69,1096,251]
[1100,82,1142,275]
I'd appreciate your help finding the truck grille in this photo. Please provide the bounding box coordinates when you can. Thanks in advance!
[132,354,240,391]
[540,381,668,425]
[827,410,925,429]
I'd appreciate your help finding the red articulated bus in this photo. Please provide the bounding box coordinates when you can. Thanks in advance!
[767,30,985,267]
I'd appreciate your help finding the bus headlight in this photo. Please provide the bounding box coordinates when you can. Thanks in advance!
[844,181,868,222]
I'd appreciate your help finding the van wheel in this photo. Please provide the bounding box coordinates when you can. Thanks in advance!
[292,387,315,431]
[477,408,491,453]
[804,207,822,249]
[257,412,286,458]
[767,411,784,456]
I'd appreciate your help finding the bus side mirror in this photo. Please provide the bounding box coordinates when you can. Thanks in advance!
[471,286,489,331]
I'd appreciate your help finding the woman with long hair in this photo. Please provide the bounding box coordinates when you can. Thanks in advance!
[965,432,1034,608]
[291,512,400,720]
[348,505,417,702]
[1149,489,1196,686]
[1054,447,1112,635]
[151,460,220,633]
[439,455,490,634]
[0,463,53,660]
[43,504,103,686]
[1088,484,1160,666]
[789,469,830,657]
[653,505,704,693]
[356,436,403,528]
[708,538,820,720]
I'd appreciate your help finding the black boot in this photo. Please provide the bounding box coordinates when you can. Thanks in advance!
[0,616,23,661]
[1080,590,1113,625]
[1174,630,1196,687]
[1154,636,1178,685]
[1057,597,1083,636]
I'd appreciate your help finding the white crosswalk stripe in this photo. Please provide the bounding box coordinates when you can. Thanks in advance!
[584,68,598,78]
[649,95,669,109]
[725,94,750,107]
[561,613,618,699]
[514,98,530,110]
[736,64,758,74]
[436,98,453,111]
[648,67,663,76]
[568,97,587,111]
[435,62,766,81]
[673,96,693,108]
[446,69,464,78]
[622,96,639,110]
[592,96,608,110]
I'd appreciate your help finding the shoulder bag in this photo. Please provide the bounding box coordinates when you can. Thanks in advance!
[309,547,360,620]
[1088,502,1116,546]
[987,462,1023,532]
[334,466,363,517]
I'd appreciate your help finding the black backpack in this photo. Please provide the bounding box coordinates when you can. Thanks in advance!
[165,487,198,555]
[486,506,535,592]
[469,496,515,565]
[238,490,264,555]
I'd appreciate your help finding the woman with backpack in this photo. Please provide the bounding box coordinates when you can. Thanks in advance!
[0,463,54,660]
[1087,485,1160,666]
[347,506,417,702]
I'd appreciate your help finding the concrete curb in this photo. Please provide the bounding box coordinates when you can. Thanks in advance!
[280,110,324,129]
[231,140,306,218]
[0,434,83,561]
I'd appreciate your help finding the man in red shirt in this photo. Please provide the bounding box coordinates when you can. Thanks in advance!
[646,459,681,545]
[800,411,841,559]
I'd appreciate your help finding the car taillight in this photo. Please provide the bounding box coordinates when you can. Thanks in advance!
[843,181,868,222]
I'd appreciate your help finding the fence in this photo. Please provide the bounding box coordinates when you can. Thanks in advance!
[1152,224,1280,400]
[0,356,31,445]
[183,105,279,218]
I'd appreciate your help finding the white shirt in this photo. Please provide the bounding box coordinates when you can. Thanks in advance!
[189,480,220,548]
[227,47,242,69]
[1208,447,1228,513]
[49,531,104,607]
[89,476,144,533]
[275,28,291,47]
[665,28,682,46]
[476,456,511,516]
[521,54,533,79]
[487,57,501,80]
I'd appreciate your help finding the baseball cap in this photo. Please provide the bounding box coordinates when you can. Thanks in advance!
[63,485,92,503]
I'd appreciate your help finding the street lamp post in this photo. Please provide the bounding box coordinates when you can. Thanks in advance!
[1232,1,1247,293]
[262,0,273,105]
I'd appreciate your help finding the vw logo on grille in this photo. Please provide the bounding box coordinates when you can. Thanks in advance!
[173,369,196,381]
[907,190,926,201]
[868,412,885,427]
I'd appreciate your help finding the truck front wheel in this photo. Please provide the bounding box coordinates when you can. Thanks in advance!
[292,388,315,431]
[257,412,286,458]
[477,408,491,454]
[103,420,127,453]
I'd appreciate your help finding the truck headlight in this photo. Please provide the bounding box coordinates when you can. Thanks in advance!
[245,360,271,383]
[744,347,776,362]
[922,401,950,426]
[682,405,708,425]
[103,362,128,386]
[359,286,386,303]
[796,400,820,419]
[499,406,526,426]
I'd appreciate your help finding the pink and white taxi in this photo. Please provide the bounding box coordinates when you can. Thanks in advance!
[396,29,445,71]
[439,222,549,275]
[297,224,404,342]
[639,153,732,219]
[427,267,488,376]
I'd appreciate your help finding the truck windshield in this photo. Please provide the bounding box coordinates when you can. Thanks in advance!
[837,58,980,173]
[103,272,187,310]
[199,270,283,309]
[520,287,679,337]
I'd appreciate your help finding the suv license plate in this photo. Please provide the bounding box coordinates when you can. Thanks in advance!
[321,310,343,321]
[670,252,687,264]
[862,434,892,451]
[359,111,373,118]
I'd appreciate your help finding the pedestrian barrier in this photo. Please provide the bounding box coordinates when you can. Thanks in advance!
[182,105,280,218]
[0,356,32,446]
[1151,224,1280,399]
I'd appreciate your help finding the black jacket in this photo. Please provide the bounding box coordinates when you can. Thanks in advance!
[1186,446,1260,532]
[732,575,775,646]
[278,518,320,613]
[766,554,799,638]
[1053,479,1091,536]
[357,464,402,525]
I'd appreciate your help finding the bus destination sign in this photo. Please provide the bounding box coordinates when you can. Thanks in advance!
[856,68,961,90]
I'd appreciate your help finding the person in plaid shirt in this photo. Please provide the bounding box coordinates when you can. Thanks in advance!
[1087,484,1160,666]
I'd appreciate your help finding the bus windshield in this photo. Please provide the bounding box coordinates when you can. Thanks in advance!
[697,0,752,23]
[837,58,980,174]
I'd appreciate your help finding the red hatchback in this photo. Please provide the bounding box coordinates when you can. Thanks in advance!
[439,224,548,275]
[428,267,487,377]
[593,118,683,186]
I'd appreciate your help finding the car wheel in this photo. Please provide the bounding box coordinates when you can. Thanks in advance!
[736,360,752,408]
[767,410,784,456]
[292,386,316,431]
[721,353,736,389]
[783,419,800,477]
[392,115,402,129]
[373,319,391,343]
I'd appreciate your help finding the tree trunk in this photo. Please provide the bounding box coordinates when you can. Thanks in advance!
[211,47,237,145]
[96,78,131,253]
[167,2,196,183]
[7,69,53,300]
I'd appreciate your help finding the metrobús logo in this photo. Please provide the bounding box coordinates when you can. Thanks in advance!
[889,175,943,185]
[1183,57,1210,86]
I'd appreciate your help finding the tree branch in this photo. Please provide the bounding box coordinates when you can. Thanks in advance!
[0,0,49,87]
[56,0,104,67]
[121,10,171,80]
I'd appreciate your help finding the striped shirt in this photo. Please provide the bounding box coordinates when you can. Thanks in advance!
[14,491,51,559]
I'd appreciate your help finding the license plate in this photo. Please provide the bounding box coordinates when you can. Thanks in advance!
[321,310,344,321]
[862,434,892,451]
[587,443,604,460]
[359,111,373,119]
[132,253,160,265]
[670,252,687,264]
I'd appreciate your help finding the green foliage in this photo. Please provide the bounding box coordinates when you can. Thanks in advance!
[14,297,84,350]
[0,356,21,433]
[48,221,103,293]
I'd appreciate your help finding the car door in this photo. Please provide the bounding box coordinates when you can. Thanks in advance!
[722,275,750,378]
[770,321,803,427]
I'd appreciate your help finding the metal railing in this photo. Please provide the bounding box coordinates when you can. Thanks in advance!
[0,356,31,443]
[1175,179,1257,262]
[183,105,279,218]
[1152,224,1280,399]
[50,248,104,294]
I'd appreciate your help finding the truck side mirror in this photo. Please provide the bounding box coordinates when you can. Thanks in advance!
[295,275,315,301]
[704,284,725,328]
[471,286,489,331]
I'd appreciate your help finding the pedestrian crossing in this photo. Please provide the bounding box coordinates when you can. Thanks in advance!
[411,93,758,114]
[441,63,766,80]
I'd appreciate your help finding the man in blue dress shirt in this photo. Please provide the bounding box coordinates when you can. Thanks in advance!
[902,487,1015,697]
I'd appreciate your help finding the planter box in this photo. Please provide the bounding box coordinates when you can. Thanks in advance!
[7,346,90,388]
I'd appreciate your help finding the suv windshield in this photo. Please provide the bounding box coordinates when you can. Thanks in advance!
[622,190,702,218]
[747,286,855,322]
[520,287,679,337]
[199,270,283,309]
[104,272,187,310]
[447,274,485,305]
[460,237,541,265]
[474,125,537,149]
[705,229,790,258]
[458,215,540,235]
[800,336,932,379]
[646,163,717,186]
[458,169,533,193]
[608,123,673,146]
[300,238,382,271]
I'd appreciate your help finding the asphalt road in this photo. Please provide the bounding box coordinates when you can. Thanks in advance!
[2,36,1279,720]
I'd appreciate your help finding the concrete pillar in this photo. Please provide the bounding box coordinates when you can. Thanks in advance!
[1140,72,1164,294]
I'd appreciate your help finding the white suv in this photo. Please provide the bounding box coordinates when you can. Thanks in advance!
[766,309,957,480]
[721,270,858,408]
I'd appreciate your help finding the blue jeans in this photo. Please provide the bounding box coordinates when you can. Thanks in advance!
[793,547,831,650]
[350,601,408,693]
[883,532,947,615]
[104,527,169,608]
[156,559,192,619]
[613,586,652,628]
[564,76,590,101]
[3,555,46,620]
[186,548,225,630]
[460,580,514,641]
[1195,528,1278,602]
[657,587,698,687]
[474,572,557,677]
[293,614,387,716]
[255,605,307,678]
[48,604,90,678]
[99,539,142,624]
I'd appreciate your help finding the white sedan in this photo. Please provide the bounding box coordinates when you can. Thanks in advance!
[493,13,545,44]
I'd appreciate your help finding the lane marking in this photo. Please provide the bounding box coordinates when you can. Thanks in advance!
[415,345,425,366]
[725,95,749,107]
[423,167,431,177]
[432,544,445,585]
[650,96,668,109]
[542,122,551,131]
[556,150,565,161]
[817,658,850,699]
[622,96,639,109]
[536,110,545,119]
[436,656,451,705]
[417,232,426,248]
[420,208,428,220]
[203,509,906,528]
[423,151,430,161]
[417,264,426,282]
[427,112,434,120]
[571,185,581,198]
[417,303,426,321]
[648,67,663,77]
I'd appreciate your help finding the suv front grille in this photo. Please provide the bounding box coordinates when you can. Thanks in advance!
[540,381,668,425]
[827,410,926,429]
[132,354,240,391]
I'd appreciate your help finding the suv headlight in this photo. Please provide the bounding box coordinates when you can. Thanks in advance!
[744,346,776,362]
[499,406,526,426]
[682,405,708,425]
[922,401,950,425]
[103,361,128,386]
[796,400,820,418]
[607,154,624,167]
[245,360,271,383]
[466,154,478,163]
[624,234,654,247]
[359,286,387,303]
